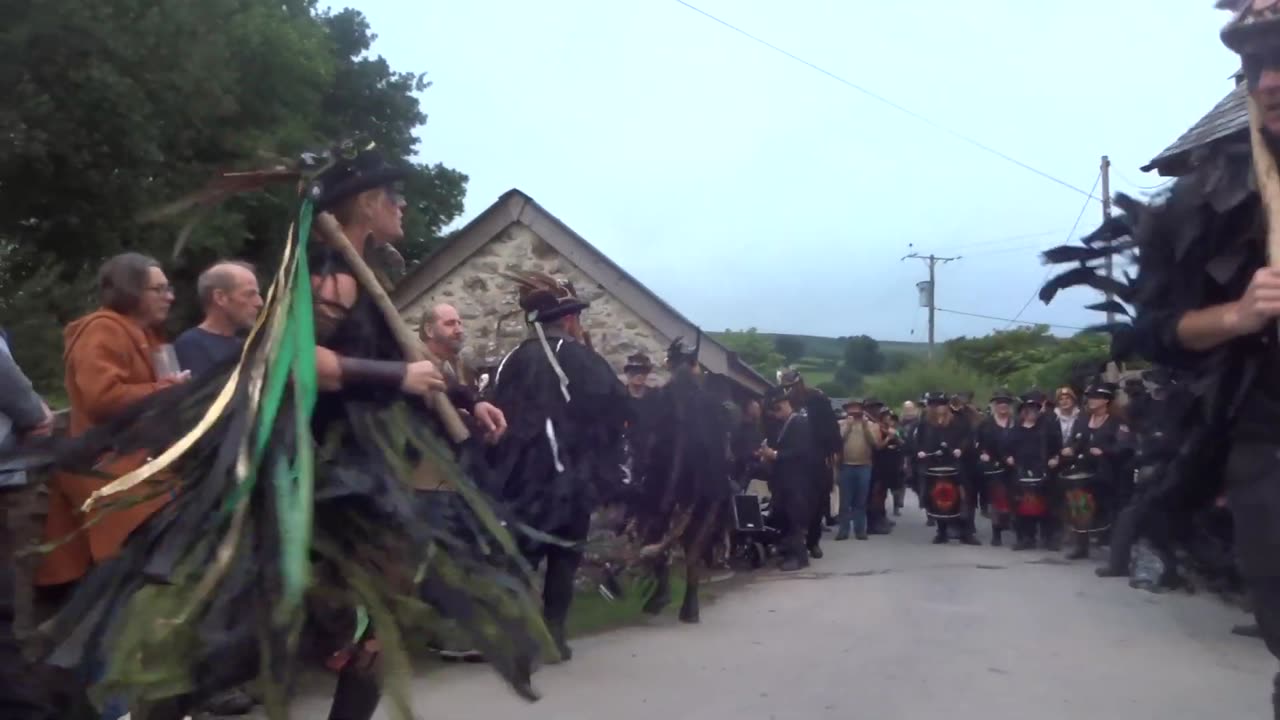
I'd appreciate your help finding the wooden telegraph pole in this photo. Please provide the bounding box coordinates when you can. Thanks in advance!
[1101,155,1114,325]
[903,252,959,359]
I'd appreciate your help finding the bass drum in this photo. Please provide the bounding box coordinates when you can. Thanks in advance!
[1061,470,1110,534]
[924,466,965,520]
[982,465,1011,520]
[1012,473,1049,519]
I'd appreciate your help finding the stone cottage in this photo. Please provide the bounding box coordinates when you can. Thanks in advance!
[391,189,771,401]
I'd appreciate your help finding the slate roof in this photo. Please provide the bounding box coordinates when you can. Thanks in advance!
[1142,85,1249,176]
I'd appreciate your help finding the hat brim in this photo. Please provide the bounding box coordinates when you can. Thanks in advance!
[1223,17,1280,56]
[315,166,408,212]
[529,299,590,323]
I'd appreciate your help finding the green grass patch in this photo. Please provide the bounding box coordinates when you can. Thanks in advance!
[566,571,688,637]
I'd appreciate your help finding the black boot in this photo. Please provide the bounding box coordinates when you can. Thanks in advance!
[991,529,1003,547]
[932,527,948,545]
[679,585,700,624]
[642,562,671,616]
[809,544,824,560]
[779,553,808,571]
[548,621,573,663]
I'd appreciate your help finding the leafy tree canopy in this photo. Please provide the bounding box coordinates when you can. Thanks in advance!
[0,1,467,394]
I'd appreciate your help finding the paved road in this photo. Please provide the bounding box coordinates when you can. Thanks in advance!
[291,508,1274,720]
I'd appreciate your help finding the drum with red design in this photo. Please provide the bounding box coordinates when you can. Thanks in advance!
[1012,471,1049,519]
[981,463,1011,525]
[1061,470,1110,534]
[924,466,965,520]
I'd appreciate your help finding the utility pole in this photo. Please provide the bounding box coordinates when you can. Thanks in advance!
[903,252,960,359]
[1101,155,1114,325]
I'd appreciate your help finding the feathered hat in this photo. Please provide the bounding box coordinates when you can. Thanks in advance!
[501,270,591,324]
[311,142,408,212]
[666,333,701,368]
[1220,0,1280,56]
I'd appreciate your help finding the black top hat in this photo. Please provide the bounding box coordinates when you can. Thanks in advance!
[311,143,408,213]
[624,353,654,374]
[503,271,591,324]
[924,391,950,406]
[990,389,1015,403]
[1221,0,1280,55]
[1017,393,1043,411]
[863,397,885,408]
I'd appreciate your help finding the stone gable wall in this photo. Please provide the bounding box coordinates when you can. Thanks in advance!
[400,223,672,386]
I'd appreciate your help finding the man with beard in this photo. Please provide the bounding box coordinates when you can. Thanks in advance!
[758,387,822,571]
[778,368,840,560]
[1036,4,1280,711]
[419,303,509,444]
[488,272,629,660]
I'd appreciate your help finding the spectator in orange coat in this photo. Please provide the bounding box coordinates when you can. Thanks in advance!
[36,253,187,592]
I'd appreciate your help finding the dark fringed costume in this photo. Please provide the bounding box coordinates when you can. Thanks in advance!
[4,144,551,719]
[487,272,630,660]
[625,337,732,623]
[1038,3,1280,712]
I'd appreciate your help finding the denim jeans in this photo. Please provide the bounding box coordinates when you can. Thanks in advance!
[837,464,873,537]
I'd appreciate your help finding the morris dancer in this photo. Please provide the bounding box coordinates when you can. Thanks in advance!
[916,393,979,546]
[1005,393,1062,551]
[976,390,1017,546]
[5,143,552,720]
[1058,382,1128,560]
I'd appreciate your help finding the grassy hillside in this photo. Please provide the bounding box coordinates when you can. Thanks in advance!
[749,333,930,361]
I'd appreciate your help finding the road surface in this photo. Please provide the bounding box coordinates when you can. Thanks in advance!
[290,508,1274,720]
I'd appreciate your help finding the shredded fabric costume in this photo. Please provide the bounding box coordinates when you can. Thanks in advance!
[2,144,551,719]
[486,272,630,658]
[624,339,733,622]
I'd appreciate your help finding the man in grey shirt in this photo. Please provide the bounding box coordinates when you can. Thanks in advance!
[0,329,53,719]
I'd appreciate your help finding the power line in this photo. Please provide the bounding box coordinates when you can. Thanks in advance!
[919,229,1068,254]
[672,0,1100,200]
[937,307,1086,332]
[1116,171,1174,192]
[1007,171,1102,326]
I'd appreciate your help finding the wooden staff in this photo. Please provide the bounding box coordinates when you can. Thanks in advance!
[311,212,471,444]
[1247,95,1280,261]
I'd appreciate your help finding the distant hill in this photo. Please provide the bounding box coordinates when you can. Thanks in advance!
[752,333,931,361]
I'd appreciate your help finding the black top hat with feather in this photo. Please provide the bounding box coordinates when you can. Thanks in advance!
[310,141,408,213]
[502,271,591,324]
[666,333,701,369]
[1220,0,1280,56]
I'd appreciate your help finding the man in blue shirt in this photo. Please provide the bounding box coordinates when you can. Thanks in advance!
[173,261,263,377]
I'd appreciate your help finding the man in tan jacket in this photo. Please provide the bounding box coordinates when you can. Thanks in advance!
[835,399,883,541]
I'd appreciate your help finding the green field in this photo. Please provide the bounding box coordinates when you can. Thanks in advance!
[763,333,929,390]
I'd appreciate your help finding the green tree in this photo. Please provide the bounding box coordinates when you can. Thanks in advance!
[943,326,1057,379]
[774,335,806,365]
[0,1,467,395]
[842,335,884,374]
[834,364,863,393]
[863,359,995,409]
[717,328,785,378]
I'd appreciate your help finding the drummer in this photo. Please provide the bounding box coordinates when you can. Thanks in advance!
[1005,392,1063,551]
[1058,381,1128,560]
[915,392,981,546]
[976,389,1017,547]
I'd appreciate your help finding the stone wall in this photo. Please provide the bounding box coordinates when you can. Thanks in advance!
[400,223,672,386]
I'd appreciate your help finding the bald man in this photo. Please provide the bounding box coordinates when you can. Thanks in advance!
[173,260,263,377]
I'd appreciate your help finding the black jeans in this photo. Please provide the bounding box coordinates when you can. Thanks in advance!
[0,486,54,720]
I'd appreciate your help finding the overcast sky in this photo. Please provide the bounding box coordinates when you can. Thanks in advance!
[350,0,1238,342]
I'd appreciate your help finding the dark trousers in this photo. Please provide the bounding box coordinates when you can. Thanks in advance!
[522,507,591,639]
[1014,515,1053,545]
[0,485,54,720]
[767,480,812,562]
